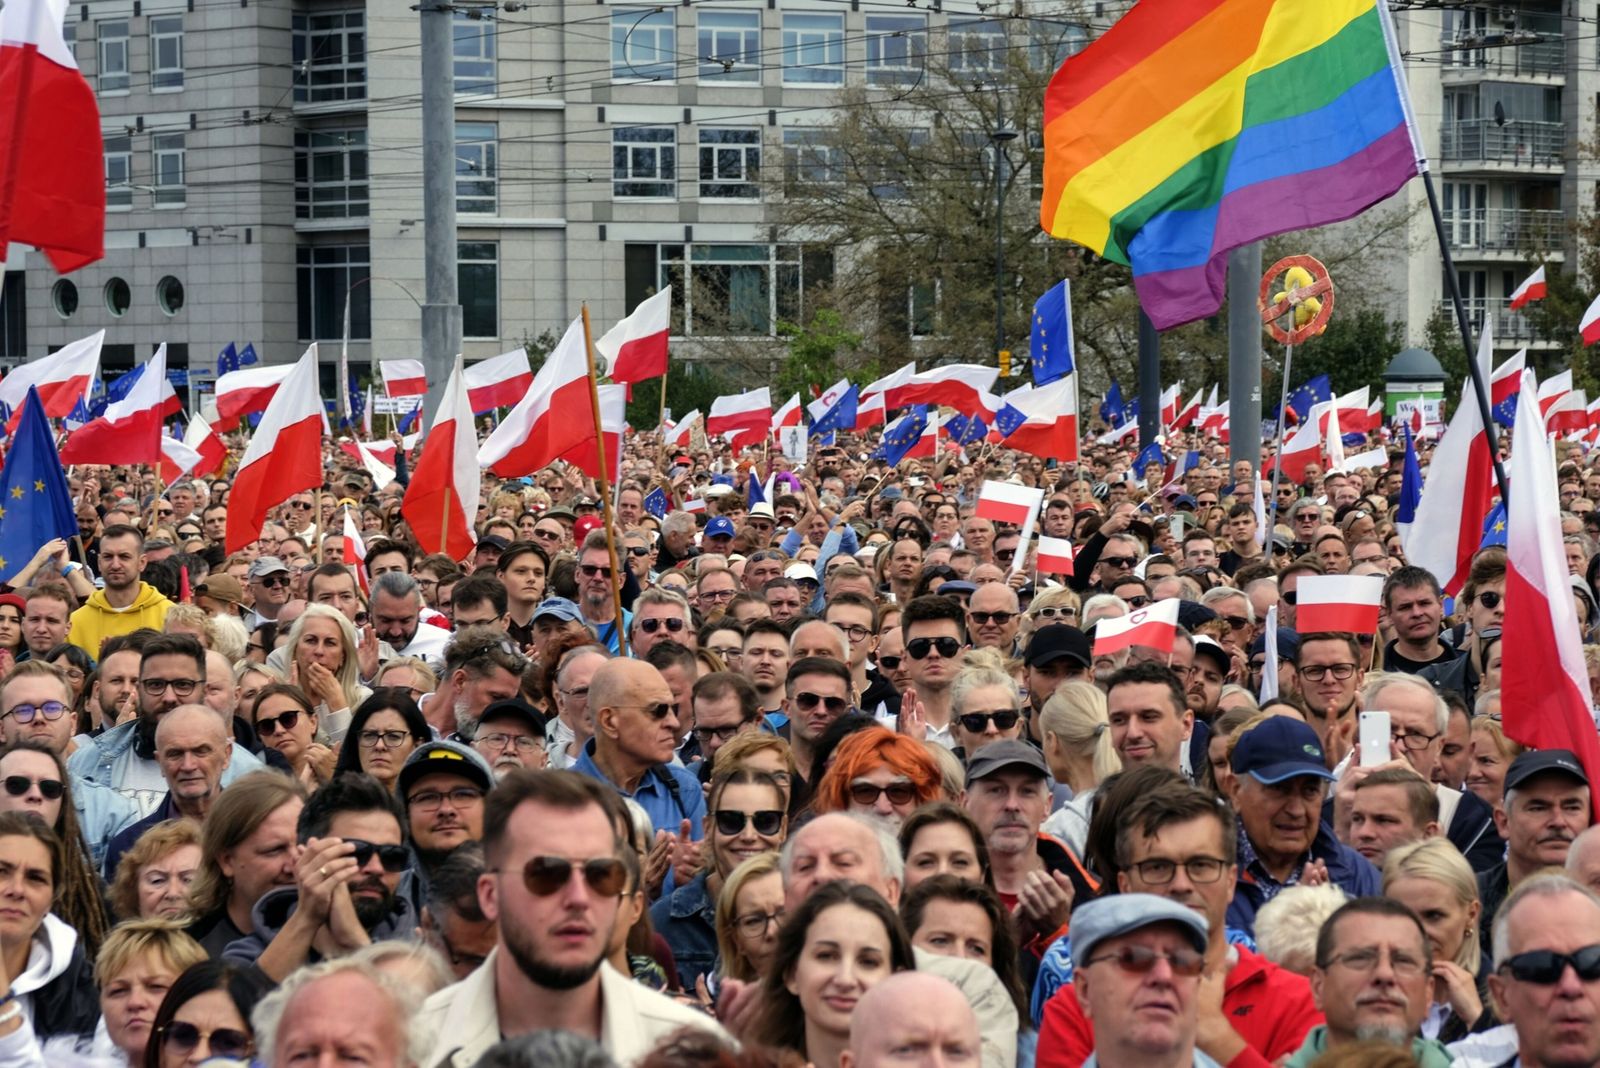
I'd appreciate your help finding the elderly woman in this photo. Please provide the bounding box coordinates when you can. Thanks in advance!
[282,604,369,743]
[110,820,203,920]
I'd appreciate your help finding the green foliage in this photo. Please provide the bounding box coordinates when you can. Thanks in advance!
[772,310,864,400]
[1253,306,1403,418]
[623,361,735,430]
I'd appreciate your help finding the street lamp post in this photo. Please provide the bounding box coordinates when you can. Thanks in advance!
[991,97,1018,365]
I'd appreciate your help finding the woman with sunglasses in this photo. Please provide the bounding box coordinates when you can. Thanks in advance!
[652,769,787,991]
[249,683,333,791]
[110,820,202,920]
[1022,588,1081,640]
[282,604,369,744]
[812,726,941,831]
[1383,838,1495,1041]
[142,960,269,1068]
[331,689,431,795]
[753,880,915,1068]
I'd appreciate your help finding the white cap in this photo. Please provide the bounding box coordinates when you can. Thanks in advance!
[785,562,818,582]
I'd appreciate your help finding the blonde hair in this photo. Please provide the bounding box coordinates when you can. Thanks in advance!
[209,613,248,662]
[93,918,207,986]
[1253,883,1350,976]
[109,819,202,920]
[714,852,782,982]
[373,656,439,694]
[1383,838,1480,975]
[1038,681,1120,784]
[163,604,214,647]
[715,732,799,784]
[921,740,967,800]
[1470,714,1524,763]
[285,604,364,710]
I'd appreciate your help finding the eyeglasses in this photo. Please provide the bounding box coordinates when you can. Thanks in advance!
[1222,615,1251,631]
[1477,590,1503,610]
[849,781,919,806]
[580,564,614,579]
[255,710,304,736]
[511,854,628,897]
[694,722,749,745]
[1323,947,1427,978]
[709,646,742,662]
[359,729,411,749]
[619,701,676,721]
[700,588,737,602]
[639,617,687,635]
[736,909,786,937]
[407,786,485,812]
[1394,729,1441,751]
[833,624,873,643]
[140,678,200,698]
[968,611,1014,626]
[257,575,291,589]
[2,701,67,724]
[959,709,1020,733]
[1085,944,1206,978]
[288,500,315,511]
[1124,596,1151,609]
[2,776,62,800]
[477,732,541,753]
[1299,663,1357,682]
[1499,945,1600,984]
[1034,606,1077,620]
[345,837,410,873]
[160,1022,253,1060]
[907,636,961,660]
[713,809,784,836]
[1128,856,1228,885]
[533,530,563,542]
[1099,556,1137,570]
[877,655,903,671]
[628,546,652,557]
[793,692,849,714]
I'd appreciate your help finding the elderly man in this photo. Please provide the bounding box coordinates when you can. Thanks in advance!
[842,973,980,1068]
[254,957,417,1068]
[546,645,607,771]
[966,583,1021,654]
[629,589,695,658]
[370,571,451,663]
[1487,873,1600,1068]
[576,532,630,654]
[101,703,232,877]
[245,556,294,630]
[1479,750,1594,954]
[471,699,547,780]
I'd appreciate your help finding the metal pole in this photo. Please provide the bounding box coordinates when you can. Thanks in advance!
[992,93,1017,363]
[1265,340,1293,540]
[1227,244,1263,474]
[1138,309,1160,447]
[419,0,462,432]
[580,304,630,657]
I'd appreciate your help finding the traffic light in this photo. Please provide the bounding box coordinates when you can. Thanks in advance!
[999,349,1012,378]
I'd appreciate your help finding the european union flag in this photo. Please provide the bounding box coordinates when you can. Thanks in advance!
[1396,425,1422,526]
[816,431,836,447]
[0,389,78,578]
[994,403,1027,439]
[810,384,858,438]
[1030,279,1075,387]
[644,487,669,518]
[216,342,239,376]
[96,364,146,416]
[1285,374,1332,425]
[1123,397,1141,426]
[348,373,364,427]
[1100,380,1125,428]
[1493,393,1518,428]
[398,406,421,434]
[238,343,259,367]
[1133,441,1166,477]
[64,396,91,430]
[946,413,988,446]
[874,406,929,466]
[1480,501,1507,549]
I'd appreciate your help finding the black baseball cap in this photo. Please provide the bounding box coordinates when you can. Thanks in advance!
[478,698,545,735]
[965,739,1049,787]
[1504,749,1589,793]
[1023,624,1091,670]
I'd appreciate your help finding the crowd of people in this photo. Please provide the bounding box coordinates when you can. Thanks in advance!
[0,418,1593,1068]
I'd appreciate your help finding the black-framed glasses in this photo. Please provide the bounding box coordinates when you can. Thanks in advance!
[693,722,752,744]
[2,701,67,724]
[834,624,873,643]
[907,636,961,660]
[477,732,541,754]
[1299,664,1357,682]
[408,787,485,812]
[849,781,918,806]
[968,611,1014,626]
[288,500,315,510]
[359,729,411,749]
[1099,556,1137,570]
[959,709,1020,733]
[160,1022,253,1060]
[2,776,62,800]
[1499,945,1600,984]
[512,854,628,897]
[255,710,303,736]
[736,909,785,937]
[1128,856,1228,885]
[877,655,903,671]
[140,678,200,698]
[1222,615,1250,631]
[1477,590,1503,610]
[628,546,652,557]
[639,617,686,634]
[344,837,410,873]
[793,692,848,714]
[1394,729,1441,751]
[618,701,675,721]
[1085,944,1205,978]
[712,809,784,836]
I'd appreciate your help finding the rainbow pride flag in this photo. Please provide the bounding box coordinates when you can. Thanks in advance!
[1040,0,1423,330]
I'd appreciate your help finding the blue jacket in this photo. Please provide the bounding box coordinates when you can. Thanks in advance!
[649,870,718,991]
[70,774,137,871]
[572,739,705,839]
[1227,822,1380,934]
[101,793,179,881]
[67,721,263,814]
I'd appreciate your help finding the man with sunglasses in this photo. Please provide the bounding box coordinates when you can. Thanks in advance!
[966,583,1022,654]
[576,532,631,656]
[902,595,967,749]
[67,524,173,659]
[629,589,695,659]
[101,703,232,878]
[1488,873,1600,1068]
[244,556,294,631]
[779,657,856,803]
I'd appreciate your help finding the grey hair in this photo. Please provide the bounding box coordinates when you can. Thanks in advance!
[473,1030,619,1068]
[629,589,692,636]
[1081,594,1129,629]
[1361,671,1448,734]
[1473,688,1501,717]
[950,664,1019,716]
[252,955,424,1068]
[555,644,611,689]
[347,939,454,997]
[209,614,249,662]
[1201,586,1255,625]
[662,512,698,537]
[1491,872,1600,965]
[789,620,849,662]
[372,570,424,607]
[779,812,905,888]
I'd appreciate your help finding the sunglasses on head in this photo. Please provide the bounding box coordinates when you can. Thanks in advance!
[516,854,628,897]
[1500,945,1600,984]
[2,776,62,800]
[345,837,410,873]
[849,781,919,806]
[793,691,849,714]
[161,1022,252,1060]
[255,709,303,736]
[907,636,961,660]
[959,709,1020,733]
[640,617,686,634]
[713,809,784,836]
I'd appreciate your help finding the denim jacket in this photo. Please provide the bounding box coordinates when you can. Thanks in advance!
[68,721,264,815]
[71,777,138,872]
[648,870,718,990]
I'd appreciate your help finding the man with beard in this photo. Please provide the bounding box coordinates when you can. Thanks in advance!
[225,773,416,981]
[421,627,527,740]
[396,741,495,919]
[472,699,547,781]
[415,770,727,1066]
[67,525,173,657]
[370,571,452,664]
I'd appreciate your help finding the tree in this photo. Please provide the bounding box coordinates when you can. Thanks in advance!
[773,310,864,401]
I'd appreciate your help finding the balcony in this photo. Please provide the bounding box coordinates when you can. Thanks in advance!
[1441,32,1565,79]
[1441,119,1565,168]
[1436,299,1557,345]
[1441,206,1566,254]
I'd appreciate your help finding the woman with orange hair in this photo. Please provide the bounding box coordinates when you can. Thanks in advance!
[812,726,943,830]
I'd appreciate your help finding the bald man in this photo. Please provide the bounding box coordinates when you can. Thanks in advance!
[842,972,980,1068]
[102,704,233,877]
[1567,824,1600,895]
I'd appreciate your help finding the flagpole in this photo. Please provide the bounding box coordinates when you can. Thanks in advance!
[580,303,629,657]
[659,374,669,433]
[316,487,326,564]
[441,486,452,561]
[1265,337,1293,540]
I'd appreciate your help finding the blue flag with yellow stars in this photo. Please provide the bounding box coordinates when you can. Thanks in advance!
[1480,501,1507,549]
[1030,279,1075,387]
[0,388,78,579]
[874,405,930,465]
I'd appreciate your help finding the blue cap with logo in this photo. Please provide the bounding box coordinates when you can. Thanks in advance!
[1230,715,1336,785]
[533,597,583,625]
[705,516,736,539]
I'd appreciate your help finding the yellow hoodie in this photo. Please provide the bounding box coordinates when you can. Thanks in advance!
[68,583,173,659]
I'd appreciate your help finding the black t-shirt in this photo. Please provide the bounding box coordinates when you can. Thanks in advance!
[1383,640,1462,675]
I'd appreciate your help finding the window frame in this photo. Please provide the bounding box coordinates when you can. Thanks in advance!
[611,8,677,83]
[864,13,926,87]
[292,11,367,104]
[152,132,186,208]
[294,128,370,220]
[149,15,185,91]
[698,127,761,201]
[781,12,844,86]
[455,122,499,214]
[457,241,500,340]
[97,19,130,94]
[613,125,678,200]
[296,244,371,341]
[453,12,496,95]
[104,134,134,210]
[698,9,761,84]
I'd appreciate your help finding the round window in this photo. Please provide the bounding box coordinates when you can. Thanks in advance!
[51,279,78,319]
[104,277,131,317]
[156,275,184,316]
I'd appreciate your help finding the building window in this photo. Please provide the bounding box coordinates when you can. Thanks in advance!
[292,12,366,103]
[613,126,676,199]
[865,14,925,87]
[150,16,184,90]
[949,19,1007,77]
[295,129,369,219]
[105,135,133,209]
[782,13,843,85]
[868,128,928,200]
[156,276,185,316]
[625,243,832,336]
[782,127,842,191]
[104,278,131,317]
[458,242,498,339]
[297,245,370,341]
[698,10,760,84]
[455,122,498,214]
[699,128,760,200]
[454,12,495,95]
[612,9,675,82]
[1027,20,1086,71]
[51,279,78,319]
[97,20,129,93]
[152,133,186,207]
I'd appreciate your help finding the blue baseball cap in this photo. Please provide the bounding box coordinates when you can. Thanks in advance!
[1068,893,1209,965]
[1247,628,1301,661]
[532,597,583,625]
[1230,715,1335,785]
[705,516,736,539]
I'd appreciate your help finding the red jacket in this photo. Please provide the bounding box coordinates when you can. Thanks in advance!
[1035,944,1323,1068]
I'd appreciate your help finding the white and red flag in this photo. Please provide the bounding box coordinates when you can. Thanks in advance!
[465,349,533,412]
[0,329,99,418]
[861,363,915,405]
[1509,266,1547,310]
[1491,349,1526,407]
[1000,375,1078,462]
[554,383,625,482]
[1293,574,1384,634]
[1274,418,1323,484]
[771,393,802,435]
[214,364,293,431]
[893,364,1000,418]
[1582,295,1600,346]
[855,390,887,431]
[1551,389,1591,434]
[165,410,226,481]
[157,434,204,483]
[707,388,772,452]
[1169,387,1203,431]
[1539,370,1574,419]
[403,360,480,561]
[595,287,670,385]
[663,409,700,449]
[226,345,323,554]
[342,507,369,596]
[1159,383,1182,427]
[60,343,169,464]
[1092,598,1180,657]
[1503,368,1600,820]
[345,439,396,491]
[1037,536,1075,574]
[379,359,427,398]
[0,0,104,272]
[974,480,1044,527]
[478,317,592,478]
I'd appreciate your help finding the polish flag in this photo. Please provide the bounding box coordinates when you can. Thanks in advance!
[158,434,204,483]
[478,317,593,478]
[1098,419,1139,445]
[1274,418,1323,484]
[903,414,938,459]
[974,480,1045,527]
[663,409,699,449]
[1169,387,1203,431]
[707,388,772,452]
[177,411,227,480]
[0,329,99,418]
[1539,370,1573,419]
[1365,398,1383,432]
[0,0,105,272]
[60,343,170,464]
[1092,598,1181,657]
[1502,368,1600,819]
[1509,266,1547,310]
[1399,323,1498,596]
[596,287,670,385]
[1551,389,1590,434]
[1037,536,1075,574]
[346,439,397,491]
[893,364,1000,418]
[1199,385,1225,437]
[682,498,707,514]
[1491,349,1526,407]
[226,345,324,554]
[771,393,802,435]
[1293,575,1384,634]
[1159,383,1182,427]
[403,361,480,560]
[214,364,293,432]
[379,359,427,398]
[1582,294,1600,345]
[1315,387,1372,434]
[855,390,887,431]
[1001,375,1078,462]
[465,349,533,412]
[1325,401,1346,474]
[342,507,370,596]
[555,383,626,482]
[861,363,915,404]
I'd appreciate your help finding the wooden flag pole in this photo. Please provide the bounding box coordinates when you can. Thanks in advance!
[659,374,669,434]
[316,487,327,563]
[441,485,452,561]
[580,303,629,657]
